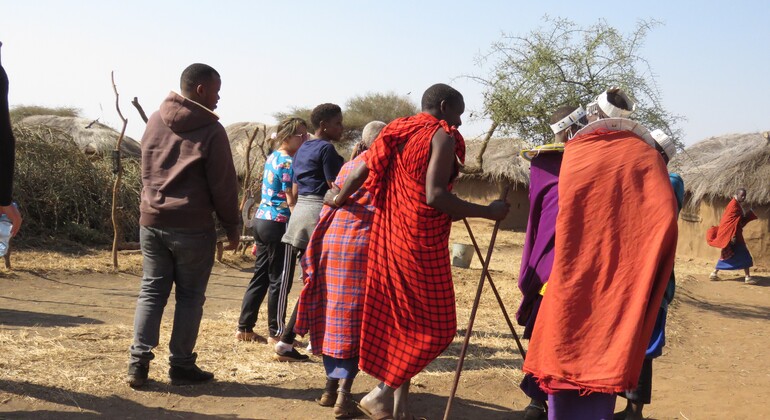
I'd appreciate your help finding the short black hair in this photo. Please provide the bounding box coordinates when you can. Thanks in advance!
[180,63,220,93]
[310,103,342,130]
[549,105,581,125]
[421,83,463,111]
[737,187,747,196]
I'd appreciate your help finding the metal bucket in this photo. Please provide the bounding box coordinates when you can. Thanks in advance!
[451,243,474,268]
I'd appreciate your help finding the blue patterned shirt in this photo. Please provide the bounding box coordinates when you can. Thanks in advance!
[255,150,293,222]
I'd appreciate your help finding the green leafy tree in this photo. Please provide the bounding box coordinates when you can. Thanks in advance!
[273,106,313,128]
[473,17,683,147]
[273,93,417,158]
[343,92,417,132]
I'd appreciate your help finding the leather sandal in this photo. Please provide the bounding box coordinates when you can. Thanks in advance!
[333,391,364,419]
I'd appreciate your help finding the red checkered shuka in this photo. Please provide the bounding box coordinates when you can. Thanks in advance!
[358,113,465,388]
[295,153,375,359]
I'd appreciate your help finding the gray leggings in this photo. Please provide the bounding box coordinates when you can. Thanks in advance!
[129,225,216,367]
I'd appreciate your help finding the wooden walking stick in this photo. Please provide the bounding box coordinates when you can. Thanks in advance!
[462,218,527,360]
[443,189,509,420]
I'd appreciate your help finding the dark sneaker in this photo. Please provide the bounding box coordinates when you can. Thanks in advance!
[273,347,309,362]
[168,364,214,385]
[126,362,149,388]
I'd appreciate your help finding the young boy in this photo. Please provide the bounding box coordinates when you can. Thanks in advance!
[273,103,345,361]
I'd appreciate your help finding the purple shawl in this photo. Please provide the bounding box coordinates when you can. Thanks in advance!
[516,152,562,338]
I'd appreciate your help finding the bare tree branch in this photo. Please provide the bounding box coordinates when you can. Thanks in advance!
[131,96,149,124]
[110,71,128,270]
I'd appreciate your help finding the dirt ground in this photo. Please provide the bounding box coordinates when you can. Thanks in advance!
[0,219,768,419]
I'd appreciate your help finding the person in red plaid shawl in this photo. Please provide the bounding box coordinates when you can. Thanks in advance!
[294,120,386,419]
[326,84,509,420]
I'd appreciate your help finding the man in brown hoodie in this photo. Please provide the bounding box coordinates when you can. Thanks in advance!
[126,63,240,388]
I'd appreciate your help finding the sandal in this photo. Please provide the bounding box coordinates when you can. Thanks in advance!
[316,391,335,407]
[523,403,547,420]
[333,391,364,419]
[356,400,394,420]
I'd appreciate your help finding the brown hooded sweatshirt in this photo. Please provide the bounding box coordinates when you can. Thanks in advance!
[139,91,240,242]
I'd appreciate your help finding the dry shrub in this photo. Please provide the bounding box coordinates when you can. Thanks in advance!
[12,124,141,247]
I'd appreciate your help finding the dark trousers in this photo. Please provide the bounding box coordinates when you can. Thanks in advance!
[277,244,302,344]
[623,358,653,404]
[238,219,289,338]
[129,225,216,367]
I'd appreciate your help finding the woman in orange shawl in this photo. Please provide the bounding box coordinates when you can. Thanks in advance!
[707,188,758,284]
[522,121,678,419]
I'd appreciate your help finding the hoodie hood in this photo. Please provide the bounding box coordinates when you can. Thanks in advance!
[159,91,219,133]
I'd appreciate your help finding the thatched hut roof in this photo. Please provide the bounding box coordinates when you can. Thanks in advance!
[459,137,530,187]
[20,115,141,158]
[225,122,278,179]
[670,132,770,205]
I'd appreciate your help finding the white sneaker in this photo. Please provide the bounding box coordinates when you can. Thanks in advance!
[709,271,720,281]
[745,276,758,285]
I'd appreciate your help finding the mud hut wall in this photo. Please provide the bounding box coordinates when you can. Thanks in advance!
[677,197,770,267]
[453,178,529,231]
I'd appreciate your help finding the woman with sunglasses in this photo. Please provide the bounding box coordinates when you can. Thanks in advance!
[236,117,308,343]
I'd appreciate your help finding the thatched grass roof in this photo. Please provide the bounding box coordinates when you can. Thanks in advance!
[20,115,141,158]
[225,122,278,180]
[670,132,770,205]
[459,137,530,187]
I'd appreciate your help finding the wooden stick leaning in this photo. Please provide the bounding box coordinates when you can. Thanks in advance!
[443,188,509,420]
[110,71,128,270]
[462,217,527,360]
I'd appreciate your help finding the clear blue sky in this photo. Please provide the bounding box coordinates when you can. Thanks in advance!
[1,0,768,145]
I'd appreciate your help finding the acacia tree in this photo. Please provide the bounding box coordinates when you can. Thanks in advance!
[343,92,417,131]
[472,17,683,147]
[274,92,417,158]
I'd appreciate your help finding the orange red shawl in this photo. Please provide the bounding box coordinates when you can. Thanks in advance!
[357,112,464,388]
[522,130,678,394]
[706,198,757,258]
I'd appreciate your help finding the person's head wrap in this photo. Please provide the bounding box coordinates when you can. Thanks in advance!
[549,106,587,135]
[651,129,677,162]
[587,88,636,119]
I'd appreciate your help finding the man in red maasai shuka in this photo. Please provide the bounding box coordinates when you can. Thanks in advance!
[327,84,509,419]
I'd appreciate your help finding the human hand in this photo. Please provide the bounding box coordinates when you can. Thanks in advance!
[486,200,510,221]
[324,184,341,208]
[0,204,22,237]
[222,237,240,251]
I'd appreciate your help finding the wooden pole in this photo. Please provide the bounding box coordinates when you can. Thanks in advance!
[462,217,527,360]
[110,71,128,270]
[443,188,509,420]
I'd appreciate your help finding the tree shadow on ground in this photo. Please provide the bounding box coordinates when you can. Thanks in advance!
[148,380,518,420]
[25,272,139,292]
[0,308,103,328]
[677,286,770,321]
[410,391,523,420]
[0,294,135,312]
[12,238,105,256]
[0,380,236,419]
[422,332,524,374]
[718,275,770,287]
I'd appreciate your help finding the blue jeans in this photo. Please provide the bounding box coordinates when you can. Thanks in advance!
[129,225,216,367]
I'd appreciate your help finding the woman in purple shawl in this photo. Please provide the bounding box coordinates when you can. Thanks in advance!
[516,105,586,420]
[517,146,563,420]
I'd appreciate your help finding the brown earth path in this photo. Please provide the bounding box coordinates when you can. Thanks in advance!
[0,224,767,419]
